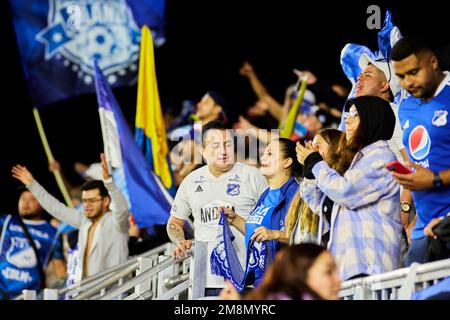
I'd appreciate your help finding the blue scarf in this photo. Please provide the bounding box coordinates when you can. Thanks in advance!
[210,211,273,292]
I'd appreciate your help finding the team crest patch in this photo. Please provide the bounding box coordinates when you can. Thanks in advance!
[6,237,38,269]
[36,0,141,85]
[432,110,448,127]
[226,183,240,196]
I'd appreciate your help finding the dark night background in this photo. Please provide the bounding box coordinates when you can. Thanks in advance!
[0,0,449,213]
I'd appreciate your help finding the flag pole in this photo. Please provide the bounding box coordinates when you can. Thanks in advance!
[279,75,309,138]
[32,108,73,207]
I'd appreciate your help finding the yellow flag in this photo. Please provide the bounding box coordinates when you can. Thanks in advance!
[135,25,173,190]
[279,78,308,138]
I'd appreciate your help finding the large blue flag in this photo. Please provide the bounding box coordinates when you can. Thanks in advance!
[93,60,171,229]
[9,0,166,108]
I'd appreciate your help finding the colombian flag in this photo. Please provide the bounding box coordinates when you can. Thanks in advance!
[135,25,175,196]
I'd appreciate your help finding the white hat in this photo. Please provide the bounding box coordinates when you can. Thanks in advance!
[359,53,401,97]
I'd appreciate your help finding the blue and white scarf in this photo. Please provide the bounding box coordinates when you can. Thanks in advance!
[210,211,273,292]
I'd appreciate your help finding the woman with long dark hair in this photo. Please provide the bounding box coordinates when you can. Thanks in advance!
[212,138,301,288]
[296,96,402,280]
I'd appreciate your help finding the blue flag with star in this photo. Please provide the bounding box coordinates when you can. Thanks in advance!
[9,0,166,108]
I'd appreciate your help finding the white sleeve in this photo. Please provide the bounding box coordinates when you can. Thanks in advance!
[170,179,192,220]
[391,104,406,157]
[392,117,405,151]
[104,179,130,233]
[27,180,83,228]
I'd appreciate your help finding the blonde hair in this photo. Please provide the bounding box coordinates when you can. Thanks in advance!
[285,129,343,242]
[285,189,319,241]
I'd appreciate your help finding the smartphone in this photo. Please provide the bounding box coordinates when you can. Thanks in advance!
[386,160,412,174]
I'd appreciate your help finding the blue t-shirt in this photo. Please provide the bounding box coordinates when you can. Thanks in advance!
[245,188,282,285]
[245,188,282,245]
[398,73,450,240]
[0,214,64,299]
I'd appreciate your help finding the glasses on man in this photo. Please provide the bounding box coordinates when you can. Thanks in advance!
[344,109,359,119]
[82,197,104,205]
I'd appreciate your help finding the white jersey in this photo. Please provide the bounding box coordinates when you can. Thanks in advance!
[170,162,268,288]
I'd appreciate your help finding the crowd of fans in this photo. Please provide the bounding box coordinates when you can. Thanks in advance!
[1,35,450,300]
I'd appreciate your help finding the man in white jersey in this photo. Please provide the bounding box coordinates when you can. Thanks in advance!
[166,120,268,296]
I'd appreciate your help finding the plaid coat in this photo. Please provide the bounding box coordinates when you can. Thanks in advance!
[300,140,402,280]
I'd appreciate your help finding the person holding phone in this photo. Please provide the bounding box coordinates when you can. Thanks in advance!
[391,36,450,265]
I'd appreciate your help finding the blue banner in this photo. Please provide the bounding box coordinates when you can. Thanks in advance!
[9,0,166,107]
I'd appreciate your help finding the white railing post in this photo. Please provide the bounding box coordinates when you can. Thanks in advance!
[135,257,154,297]
[43,288,59,300]
[188,241,207,300]
[157,253,175,298]
[398,262,420,300]
[352,278,372,300]
[22,290,37,300]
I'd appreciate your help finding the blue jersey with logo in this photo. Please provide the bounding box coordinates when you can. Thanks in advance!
[398,74,450,240]
[0,214,64,299]
[245,188,283,286]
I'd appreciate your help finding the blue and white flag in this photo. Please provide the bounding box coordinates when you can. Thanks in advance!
[377,10,402,61]
[9,0,166,107]
[93,60,172,229]
[210,211,273,292]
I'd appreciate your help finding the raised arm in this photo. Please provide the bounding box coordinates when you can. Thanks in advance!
[12,165,83,228]
[233,115,278,145]
[100,153,129,232]
[311,155,397,209]
[240,62,284,121]
[297,143,398,210]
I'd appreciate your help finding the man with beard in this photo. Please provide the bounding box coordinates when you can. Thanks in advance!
[390,36,450,265]
[0,188,65,299]
[11,154,130,282]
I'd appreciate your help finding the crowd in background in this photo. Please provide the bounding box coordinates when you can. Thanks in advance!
[2,35,450,301]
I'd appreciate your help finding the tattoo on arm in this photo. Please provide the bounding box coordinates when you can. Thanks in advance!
[167,222,185,246]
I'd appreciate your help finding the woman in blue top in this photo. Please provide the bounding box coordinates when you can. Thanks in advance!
[222,138,301,286]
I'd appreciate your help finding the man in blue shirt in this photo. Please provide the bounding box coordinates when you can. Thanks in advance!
[0,188,65,299]
[390,36,450,265]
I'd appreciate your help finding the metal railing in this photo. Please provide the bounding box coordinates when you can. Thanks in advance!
[338,258,450,300]
[18,241,208,300]
[85,241,207,300]
[18,239,450,301]
[62,242,172,299]
[16,242,172,300]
